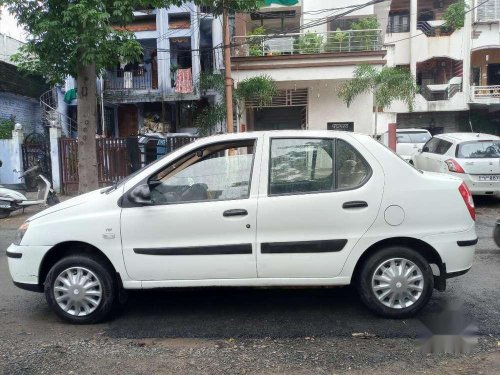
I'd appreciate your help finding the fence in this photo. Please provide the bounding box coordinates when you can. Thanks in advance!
[59,135,197,194]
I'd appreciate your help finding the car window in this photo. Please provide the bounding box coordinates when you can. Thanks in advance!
[456,141,500,159]
[269,138,334,195]
[336,139,371,190]
[435,139,453,155]
[397,132,431,143]
[422,137,439,153]
[149,140,255,204]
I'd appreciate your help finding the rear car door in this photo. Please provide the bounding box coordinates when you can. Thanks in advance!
[256,135,384,278]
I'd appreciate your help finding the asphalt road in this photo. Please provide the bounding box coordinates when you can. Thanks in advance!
[0,197,499,374]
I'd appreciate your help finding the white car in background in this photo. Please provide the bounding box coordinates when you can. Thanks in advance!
[7,131,477,323]
[381,128,431,163]
[413,133,500,196]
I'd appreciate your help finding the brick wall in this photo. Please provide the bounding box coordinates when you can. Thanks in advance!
[0,91,43,134]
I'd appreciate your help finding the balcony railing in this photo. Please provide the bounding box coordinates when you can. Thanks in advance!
[231,29,382,57]
[103,67,157,91]
[471,85,500,101]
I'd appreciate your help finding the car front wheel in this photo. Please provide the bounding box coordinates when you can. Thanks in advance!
[44,255,116,324]
[357,246,434,318]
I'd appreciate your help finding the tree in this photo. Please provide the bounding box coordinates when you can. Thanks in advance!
[338,64,418,137]
[1,0,187,193]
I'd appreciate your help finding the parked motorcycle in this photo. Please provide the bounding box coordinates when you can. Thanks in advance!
[0,161,59,219]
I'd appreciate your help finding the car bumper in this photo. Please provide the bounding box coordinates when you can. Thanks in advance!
[422,225,477,275]
[6,243,51,291]
[450,173,500,195]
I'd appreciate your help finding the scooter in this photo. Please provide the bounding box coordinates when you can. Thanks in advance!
[0,161,59,219]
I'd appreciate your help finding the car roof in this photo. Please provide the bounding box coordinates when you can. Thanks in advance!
[396,128,430,133]
[435,132,500,142]
[199,130,372,141]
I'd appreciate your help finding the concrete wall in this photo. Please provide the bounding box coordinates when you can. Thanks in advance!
[0,92,43,134]
[0,130,23,184]
[472,23,500,50]
[0,33,24,64]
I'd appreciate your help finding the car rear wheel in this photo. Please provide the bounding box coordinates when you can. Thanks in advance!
[44,255,116,324]
[357,246,434,318]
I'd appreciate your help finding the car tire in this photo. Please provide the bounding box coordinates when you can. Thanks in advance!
[494,222,500,248]
[357,246,434,319]
[44,255,116,324]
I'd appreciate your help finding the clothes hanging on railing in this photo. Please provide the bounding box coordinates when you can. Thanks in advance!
[175,68,193,93]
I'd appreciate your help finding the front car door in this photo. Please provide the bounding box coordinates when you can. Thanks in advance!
[120,136,262,281]
[256,134,384,278]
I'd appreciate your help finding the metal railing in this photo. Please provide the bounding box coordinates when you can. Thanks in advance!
[471,85,500,100]
[231,29,382,57]
[40,88,78,137]
[103,67,157,90]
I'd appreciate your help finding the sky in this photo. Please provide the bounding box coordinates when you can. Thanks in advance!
[0,6,27,42]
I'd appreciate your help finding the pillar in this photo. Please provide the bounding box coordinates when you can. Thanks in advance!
[49,127,62,193]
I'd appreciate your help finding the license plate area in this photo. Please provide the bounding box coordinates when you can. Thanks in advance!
[478,175,500,182]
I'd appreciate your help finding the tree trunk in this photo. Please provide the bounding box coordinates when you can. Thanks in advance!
[76,62,99,194]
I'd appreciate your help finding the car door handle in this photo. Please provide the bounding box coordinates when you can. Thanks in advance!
[342,201,368,209]
[223,209,248,217]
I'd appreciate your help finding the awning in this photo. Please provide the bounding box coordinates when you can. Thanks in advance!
[263,0,299,6]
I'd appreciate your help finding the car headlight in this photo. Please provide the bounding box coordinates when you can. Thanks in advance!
[13,222,29,246]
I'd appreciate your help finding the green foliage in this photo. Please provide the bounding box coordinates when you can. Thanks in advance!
[295,31,324,54]
[0,117,15,139]
[351,16,379,30]
[247,26,267,56]
[351,16,380,51]
[443,0,468,30]
[338,64,418,112]
[195,73,277,136]
[325,28,348,52]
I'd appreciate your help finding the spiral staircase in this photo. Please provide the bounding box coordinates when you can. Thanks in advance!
[40,88,78,137]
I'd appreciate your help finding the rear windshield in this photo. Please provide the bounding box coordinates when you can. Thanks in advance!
[397,132,431,144]
[456,140,500,159]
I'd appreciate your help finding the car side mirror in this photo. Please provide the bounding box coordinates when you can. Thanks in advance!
[128,184,153,206]
[418,148,422,153]
[422,147,429,153]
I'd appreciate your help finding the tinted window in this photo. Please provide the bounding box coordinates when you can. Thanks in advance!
[269,138,334,195]
[150,141,255,204]
[336,139,371,189]
[397,132,431,144]
[423,137,440,153]
[435,139,453,155]
[456,141,500,159]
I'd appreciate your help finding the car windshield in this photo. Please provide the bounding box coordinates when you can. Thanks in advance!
[397,132,431,144]
[456,141,500,159]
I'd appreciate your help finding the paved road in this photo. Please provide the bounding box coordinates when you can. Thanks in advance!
[0,198,499,374]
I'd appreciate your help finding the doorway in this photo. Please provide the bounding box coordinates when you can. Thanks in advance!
[487,63,500,85]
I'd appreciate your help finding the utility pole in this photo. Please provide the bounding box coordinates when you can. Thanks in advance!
[222,1,234,133]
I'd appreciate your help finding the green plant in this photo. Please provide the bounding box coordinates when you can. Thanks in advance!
[0,117,15,139]
[351,16,380,51]
[325,28,349,52]
[194,73,277,136]
[295,31,324,54]
[247,26,267,56]
[442,0,468,30]
[338,65,418,136]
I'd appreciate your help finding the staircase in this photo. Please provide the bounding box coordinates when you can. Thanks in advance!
[40,88,78,137]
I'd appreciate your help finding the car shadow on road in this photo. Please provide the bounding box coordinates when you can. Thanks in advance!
[105,286,440,340]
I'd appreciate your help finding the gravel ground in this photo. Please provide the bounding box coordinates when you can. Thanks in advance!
[0,196,499,374]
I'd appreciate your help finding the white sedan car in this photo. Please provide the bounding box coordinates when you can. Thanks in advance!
[7,131,477,323]
[413,133,500,196]
[381,128,431,162]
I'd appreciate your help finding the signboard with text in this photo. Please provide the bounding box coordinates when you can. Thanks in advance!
[327,122,354,132]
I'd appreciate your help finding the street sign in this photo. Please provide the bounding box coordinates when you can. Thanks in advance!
[327,122,354,132]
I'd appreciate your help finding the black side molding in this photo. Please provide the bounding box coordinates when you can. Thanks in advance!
[13,281,43,293]
[134,244,252,256]
[261,239,348,254]
[457,238,478,247]
[6,251,22,259]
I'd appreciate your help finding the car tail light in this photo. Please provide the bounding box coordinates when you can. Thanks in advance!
[445,159,465,173]
[458,183,475,221]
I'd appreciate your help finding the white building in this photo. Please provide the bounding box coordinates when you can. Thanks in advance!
[232,0,500,136]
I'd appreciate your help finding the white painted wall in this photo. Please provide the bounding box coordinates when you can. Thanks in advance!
[0,130,23,184]
[472,23,500,50]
